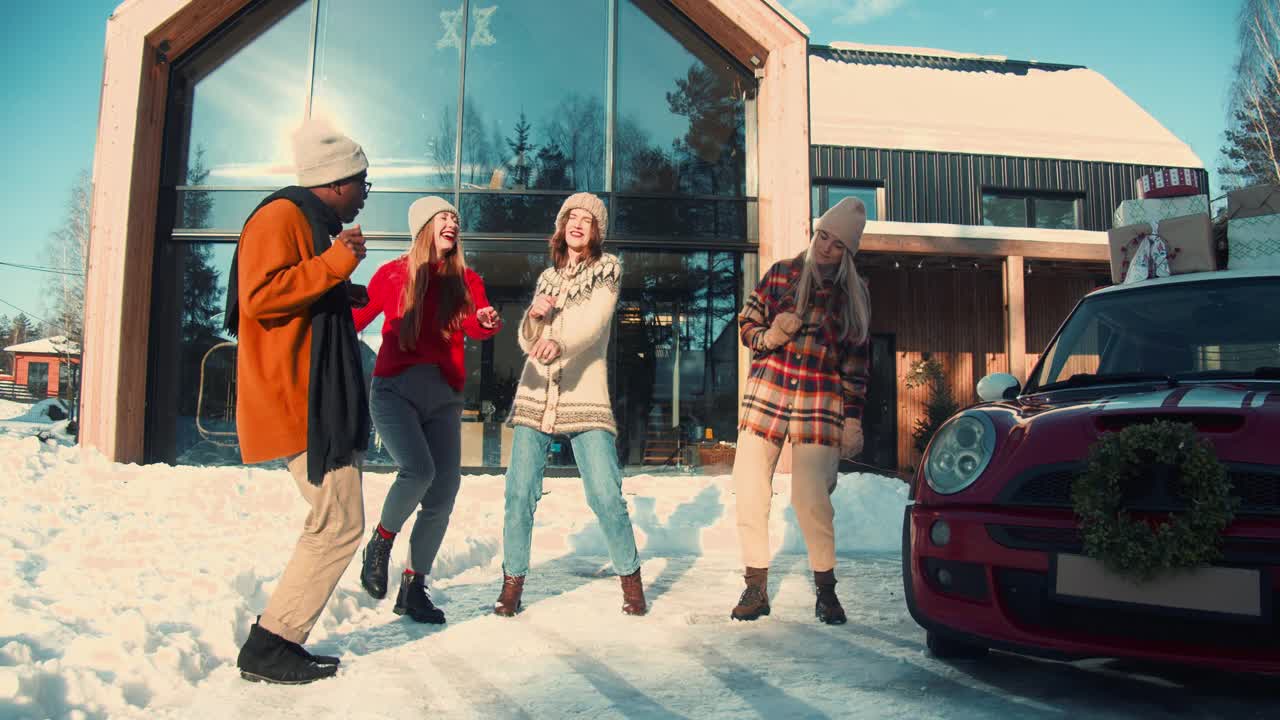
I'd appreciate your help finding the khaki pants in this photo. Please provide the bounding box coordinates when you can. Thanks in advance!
[732,432,839,572]
[260,452,365,644]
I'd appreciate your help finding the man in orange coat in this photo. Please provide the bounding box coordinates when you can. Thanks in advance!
[224,118,371,684]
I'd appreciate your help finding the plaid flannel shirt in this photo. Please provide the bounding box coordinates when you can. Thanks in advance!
[738,252,871,447]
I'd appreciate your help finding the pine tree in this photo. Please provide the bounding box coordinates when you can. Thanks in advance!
[11,314,35,346]
[505,112,537,189]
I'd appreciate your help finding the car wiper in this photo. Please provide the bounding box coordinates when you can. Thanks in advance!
[1038,372,1180,392]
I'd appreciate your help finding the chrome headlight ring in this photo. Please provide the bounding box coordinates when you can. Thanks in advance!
[924,412,997,495]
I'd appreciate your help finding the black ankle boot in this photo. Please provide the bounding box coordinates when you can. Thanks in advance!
[394,571,446,624]
[361,528,395,600]
[814,570,847,625]
[237,622,337,684]
[256,615,339,666]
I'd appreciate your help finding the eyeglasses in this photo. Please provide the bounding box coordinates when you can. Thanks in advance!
[359,179,372,196]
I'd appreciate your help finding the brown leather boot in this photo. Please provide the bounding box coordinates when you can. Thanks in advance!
[731,567,770,621]
[620,569,647,616]
[814,569,847,625]
[493,574,525,617]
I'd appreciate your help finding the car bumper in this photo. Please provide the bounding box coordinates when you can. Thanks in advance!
[904,504,1280,676]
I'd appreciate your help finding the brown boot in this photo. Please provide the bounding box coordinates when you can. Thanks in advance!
[620,569,647,616]
[731,567,770,621]
[814,569,846,625]
[494,574,525,617]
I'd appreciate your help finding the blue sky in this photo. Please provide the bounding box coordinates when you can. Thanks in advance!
[0,0,1242,327]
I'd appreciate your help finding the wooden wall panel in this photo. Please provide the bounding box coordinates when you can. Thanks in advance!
[864,266,1006,470]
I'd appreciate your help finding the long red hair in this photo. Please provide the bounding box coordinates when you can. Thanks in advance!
[399,213,473,350]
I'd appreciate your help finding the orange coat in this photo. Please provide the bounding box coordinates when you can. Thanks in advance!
[234,199,358,463]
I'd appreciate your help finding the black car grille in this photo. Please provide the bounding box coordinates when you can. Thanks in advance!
[994,568,1279,650]
[997,463,1280,516]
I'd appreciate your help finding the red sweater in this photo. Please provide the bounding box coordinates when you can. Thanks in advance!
[352,257,500,390]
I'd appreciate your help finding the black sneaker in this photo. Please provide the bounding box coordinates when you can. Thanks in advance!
[361,528,395,600]
[393,571,446,624]
[237,622,337,684]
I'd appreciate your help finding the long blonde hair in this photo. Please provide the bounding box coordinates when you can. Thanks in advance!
[793,240,871,346]
[399,213,473,351]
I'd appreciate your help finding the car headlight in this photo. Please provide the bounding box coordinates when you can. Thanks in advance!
[924,412,996,495]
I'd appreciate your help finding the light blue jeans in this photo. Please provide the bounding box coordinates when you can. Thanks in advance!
[502,425,640,577]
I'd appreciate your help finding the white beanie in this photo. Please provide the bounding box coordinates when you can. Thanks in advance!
[292,118,369,187]
[408,195,459,240]
[815,196,867,255]
[555,192,608,239]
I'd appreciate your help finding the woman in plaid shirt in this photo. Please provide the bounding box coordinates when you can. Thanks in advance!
[730,197,871,625]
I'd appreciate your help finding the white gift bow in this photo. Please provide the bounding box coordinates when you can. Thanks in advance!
[1122,219,1172,284]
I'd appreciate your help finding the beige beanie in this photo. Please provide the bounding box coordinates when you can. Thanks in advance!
[292,118,369,187]
[408,195,459,240]
[555,192,608,239]
[815,196,867,254]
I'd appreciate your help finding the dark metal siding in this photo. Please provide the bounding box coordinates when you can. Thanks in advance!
[811,145,1209,232]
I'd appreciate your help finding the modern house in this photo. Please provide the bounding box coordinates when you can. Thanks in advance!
[81,0,1203,472]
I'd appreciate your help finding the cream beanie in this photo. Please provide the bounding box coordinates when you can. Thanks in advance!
[408,196,459,240]
[292,118,369,187]
[555,192,608,239]
[815,197,867,254]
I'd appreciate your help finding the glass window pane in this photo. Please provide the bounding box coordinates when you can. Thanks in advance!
[612,196,751,240]
[177,189,425,236]
[982,192,1028,227]
[614,250,743,471]
[1034,197,1079,229]
[184,1,312,188]
[459,0,607,192]
[616,0,750,196]
[459,192,576,235]
[825,185,879,221]
[311,0,463,190]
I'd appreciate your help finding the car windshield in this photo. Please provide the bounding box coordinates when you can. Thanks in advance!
[1027,276,1280,391]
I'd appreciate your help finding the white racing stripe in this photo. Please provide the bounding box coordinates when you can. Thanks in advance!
[1092,389,1175,410]
[1176,387,1250,409]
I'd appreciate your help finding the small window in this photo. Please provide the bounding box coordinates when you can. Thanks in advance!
[982,191,1080,229]
[813,183,880,221]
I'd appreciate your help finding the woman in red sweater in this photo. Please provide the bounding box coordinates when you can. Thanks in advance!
[352,196,501,623]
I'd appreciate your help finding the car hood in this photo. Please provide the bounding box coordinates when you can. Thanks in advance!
[929,383,1280,504]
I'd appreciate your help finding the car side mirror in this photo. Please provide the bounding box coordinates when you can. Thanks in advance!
[976,373,1021,402]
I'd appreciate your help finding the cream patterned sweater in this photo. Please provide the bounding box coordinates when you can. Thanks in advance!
[508,253,621,435]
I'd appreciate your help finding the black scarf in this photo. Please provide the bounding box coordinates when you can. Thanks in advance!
[224,187,370,485]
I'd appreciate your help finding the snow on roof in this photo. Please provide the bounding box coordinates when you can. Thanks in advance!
[809,45,1203,168]
[3,335,80,355]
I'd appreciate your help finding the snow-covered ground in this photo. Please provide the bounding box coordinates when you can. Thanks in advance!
[0,399,30,420]
[0,437,1275,720]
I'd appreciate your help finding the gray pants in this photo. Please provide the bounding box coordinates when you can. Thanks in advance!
[370,364,463,575]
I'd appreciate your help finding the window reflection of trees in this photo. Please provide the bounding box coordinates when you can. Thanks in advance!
[616,64,747,196]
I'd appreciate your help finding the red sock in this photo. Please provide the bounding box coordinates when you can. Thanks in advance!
[403,568,418,577]
[376,523,395,540]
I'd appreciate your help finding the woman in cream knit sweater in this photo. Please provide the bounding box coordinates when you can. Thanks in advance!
[494,192,646,618]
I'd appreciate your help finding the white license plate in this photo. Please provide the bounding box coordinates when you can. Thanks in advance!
[1052,554,1264,618]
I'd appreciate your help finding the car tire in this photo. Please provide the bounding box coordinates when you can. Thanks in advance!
[926,630,989,660]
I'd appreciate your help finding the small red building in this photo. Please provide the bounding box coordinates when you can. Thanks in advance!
[3,336,81,399]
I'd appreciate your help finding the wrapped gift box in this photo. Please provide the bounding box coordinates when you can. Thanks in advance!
[1137,168,1203,199]
[1108,213,1215,284]
[1113,194,1209,228]
[1226,185,1280,270]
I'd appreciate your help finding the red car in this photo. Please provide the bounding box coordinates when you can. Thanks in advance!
[903,268,1280,675]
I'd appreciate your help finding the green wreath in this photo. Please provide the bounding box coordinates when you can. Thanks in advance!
[1070,420,1238,581]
